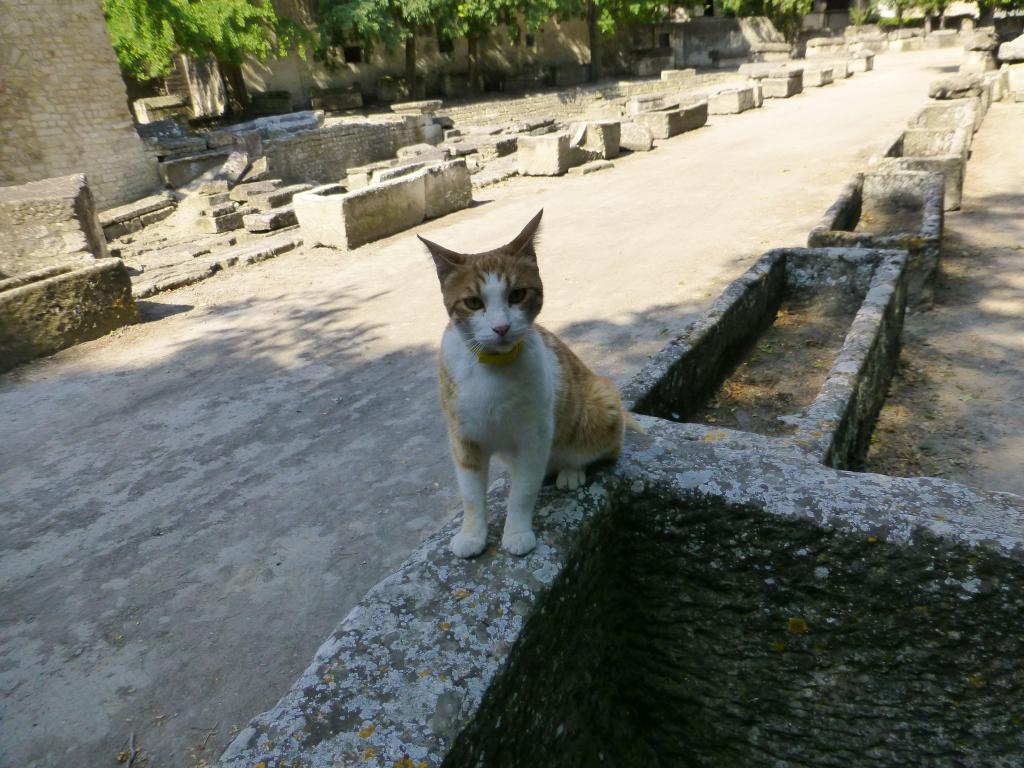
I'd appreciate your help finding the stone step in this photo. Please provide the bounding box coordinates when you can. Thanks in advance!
[243,206,297,233]
[248,183,313,212]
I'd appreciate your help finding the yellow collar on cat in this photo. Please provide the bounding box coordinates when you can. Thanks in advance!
[477,341,523,365]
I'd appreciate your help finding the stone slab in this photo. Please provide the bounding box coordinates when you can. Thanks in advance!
[229,180,283,203]
[762,72,803,98]
[242,206,297,233]
[567,160,614,175]
[803,66,834,87]
[583,121,621,159]
[249,183,314,212]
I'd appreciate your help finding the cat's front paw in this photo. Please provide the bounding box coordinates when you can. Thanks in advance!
[501,530,537,556]
[556,467,586,491]
[450,528,488,559]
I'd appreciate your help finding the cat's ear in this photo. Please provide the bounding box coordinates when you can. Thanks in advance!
[505,209,543,260]
[419,235,465,284]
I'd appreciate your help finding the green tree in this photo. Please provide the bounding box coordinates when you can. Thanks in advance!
[718,0,813,43]
[317,0,447,95]
[554,0,668,82]
[103,0,307,112]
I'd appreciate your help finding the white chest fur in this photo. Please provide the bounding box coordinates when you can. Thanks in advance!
[441,326,559,452]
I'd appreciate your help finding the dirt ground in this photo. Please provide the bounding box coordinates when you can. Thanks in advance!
[691,287,863,435]
[864,102,1024,496]
[0,49,971,767]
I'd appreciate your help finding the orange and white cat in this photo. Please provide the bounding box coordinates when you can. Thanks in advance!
[420,210,628,558]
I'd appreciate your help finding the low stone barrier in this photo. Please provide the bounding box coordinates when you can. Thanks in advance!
[808,171,944,307]
[622,246,907,469]
[0,259,137,372]
[849,51,875,72]
[762,68,804,98]
[217,415,1024,768]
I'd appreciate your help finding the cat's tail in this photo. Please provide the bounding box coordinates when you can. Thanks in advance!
[623,411,647,434]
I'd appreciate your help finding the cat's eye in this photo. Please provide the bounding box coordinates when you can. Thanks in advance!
[508,288,527,304]
[464,297,484,310]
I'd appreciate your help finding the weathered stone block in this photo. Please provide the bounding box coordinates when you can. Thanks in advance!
[423,159,472,219]
[397,143,448,161]
[924,30,959,49]
[889,37,923,52]
[929,73,983,99]
[0,174,108,277]
[908,99,979,134]
[133,94,190,124]
[517,134,571,176]
[828,59,852,78]
[960,49,998,74]
[195,210,244,234]
[762,70,804,98]
[660,68,697,82]
[391,100,443,116]
[583,121,621,159]
[243,206,297,233]
[294,174,426,250]
[998,33,1024,63]
[808,170,945,306]
[803,66,834,87]
[229,180,283,203]
[627,94,668,115]
[805,37,848,58]
[0,259,137,372]
[1006,63,1024,100]
[248,183,314,212]
[619,122,654,152]
[710,87,757,115]
[849,51,875,72]
[158,150,231,188]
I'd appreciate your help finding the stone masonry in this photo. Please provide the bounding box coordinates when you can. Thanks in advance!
[0,0,160,208]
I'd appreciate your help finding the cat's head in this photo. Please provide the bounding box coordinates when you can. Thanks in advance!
[419,210,544,354]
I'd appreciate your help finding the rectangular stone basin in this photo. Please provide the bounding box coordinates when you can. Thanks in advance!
[873,126,970,211]
[218,421,1024,768]
[621,247,907,469]
[808,170,944,306]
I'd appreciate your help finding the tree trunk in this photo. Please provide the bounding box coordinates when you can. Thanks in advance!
[220,62,250,117]
[587,1,602,83]
[978,0,995,26]
[468,35,480,92]
[405,33,418,98]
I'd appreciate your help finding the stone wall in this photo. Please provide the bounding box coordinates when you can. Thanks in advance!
[440,73,734,127]
[0,0,160,208]
[262,118,422,184]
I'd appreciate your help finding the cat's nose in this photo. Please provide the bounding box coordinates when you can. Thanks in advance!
[492,324,510,337]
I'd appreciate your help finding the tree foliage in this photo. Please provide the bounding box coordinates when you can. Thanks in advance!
[103,0,308,79]
[718,0,814,42]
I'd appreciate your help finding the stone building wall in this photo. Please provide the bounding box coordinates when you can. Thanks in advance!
[262,118,422,183]
[0,0,160,209]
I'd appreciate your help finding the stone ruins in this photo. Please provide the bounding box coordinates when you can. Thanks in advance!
[3,1,1024,765]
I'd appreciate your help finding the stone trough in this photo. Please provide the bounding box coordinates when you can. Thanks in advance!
[808,170,944,306]
[0,259,137,373]
[621,246,907,469]
[294,158,471,249]
[872,125,971,211]
[632,100,709,139]
[217,418,1024,768]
